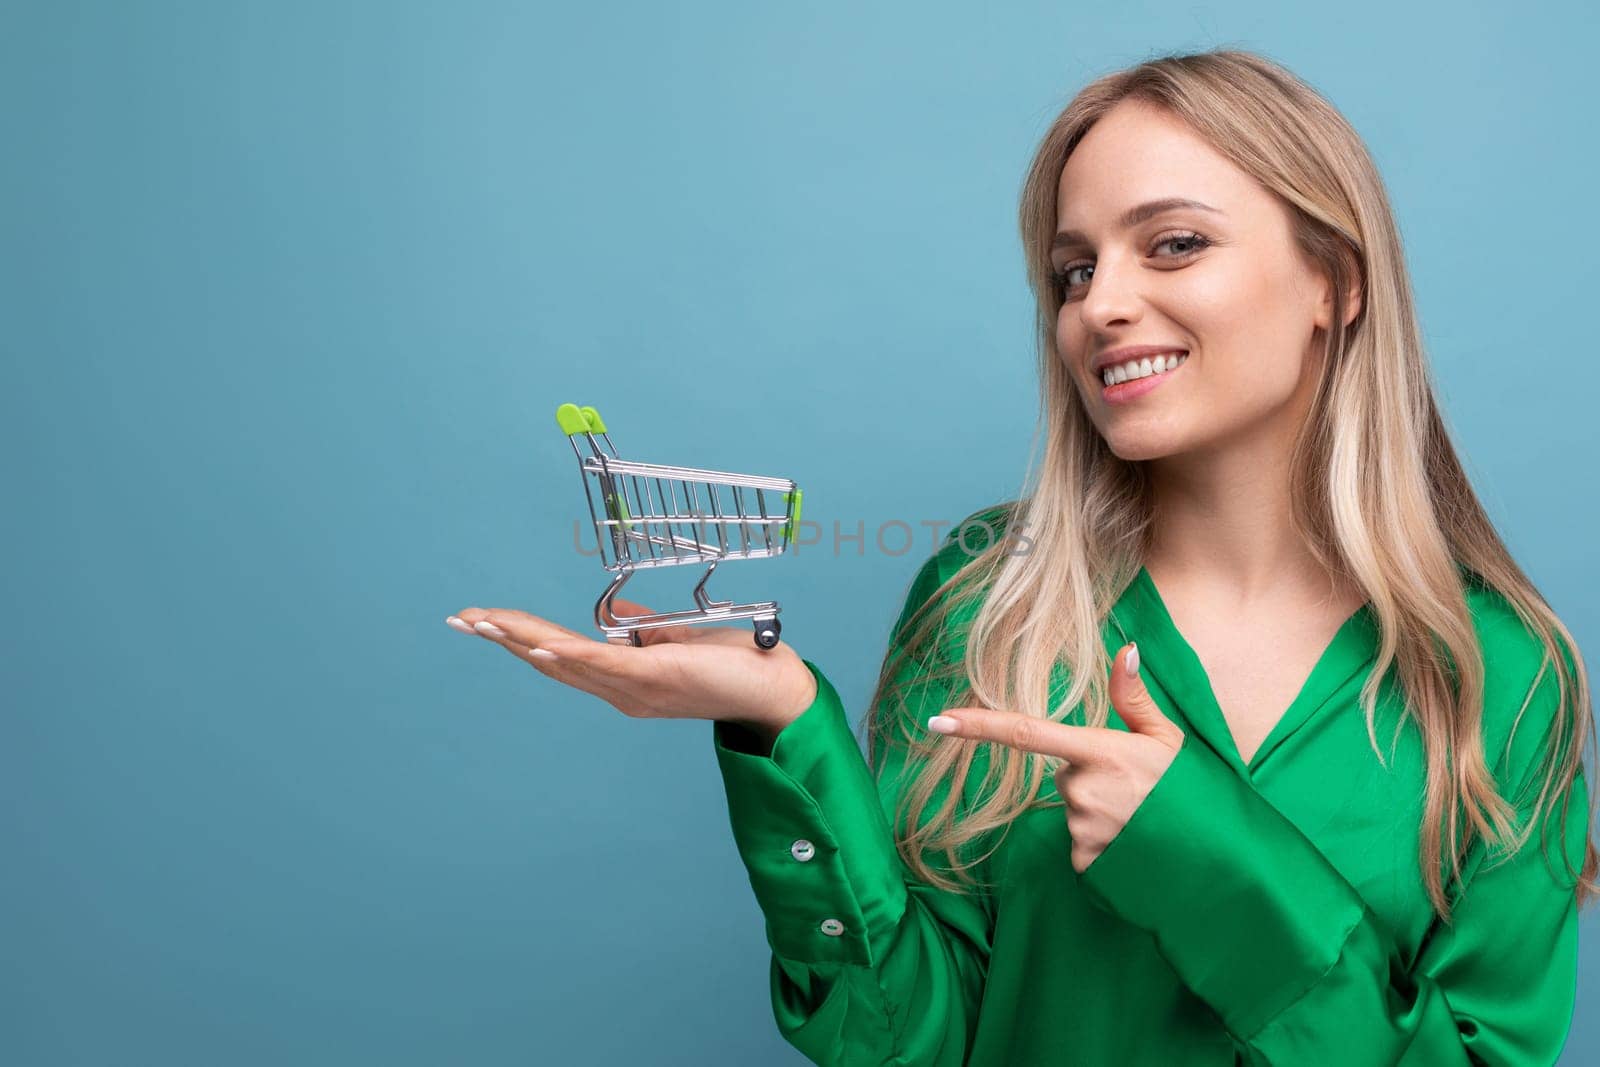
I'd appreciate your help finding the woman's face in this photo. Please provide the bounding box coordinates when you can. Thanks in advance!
[1051,100,1349,462]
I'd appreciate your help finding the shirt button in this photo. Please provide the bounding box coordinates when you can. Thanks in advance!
[790,839,816,862]
[820,919,845,937]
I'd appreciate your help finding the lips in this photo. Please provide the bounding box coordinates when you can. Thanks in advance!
[1091,345,1189,377]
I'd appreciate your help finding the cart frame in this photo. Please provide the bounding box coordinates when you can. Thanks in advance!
[556,403,802,649]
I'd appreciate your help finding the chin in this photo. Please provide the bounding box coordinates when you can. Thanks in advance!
[1099,427,1189,462]
[1106,442,1177,462]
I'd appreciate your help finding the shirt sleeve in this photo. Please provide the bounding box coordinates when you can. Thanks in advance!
[710,553,995,1066]
[1075,655,1589,1065]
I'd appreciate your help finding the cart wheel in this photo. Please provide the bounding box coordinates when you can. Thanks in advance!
[629,630,643,647]
[753,618,781,649]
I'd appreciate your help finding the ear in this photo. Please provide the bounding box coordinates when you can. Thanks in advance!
[1336,256,1363,329]
[1314,243,1364,332]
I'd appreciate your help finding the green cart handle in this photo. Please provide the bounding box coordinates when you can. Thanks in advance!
[555,402,608,436]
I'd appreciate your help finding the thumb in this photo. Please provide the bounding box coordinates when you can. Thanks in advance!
[607,597,736,647]
[1109,642,1184,749]
[607,597,688,646]
[610,596,658,617]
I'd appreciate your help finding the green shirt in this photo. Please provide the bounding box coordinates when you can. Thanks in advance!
[712,519,1588,1065]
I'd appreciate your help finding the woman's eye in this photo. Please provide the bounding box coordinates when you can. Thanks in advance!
[1051,230,1211,298]
[1153,231,1210,257]
[1060,264,1093,289]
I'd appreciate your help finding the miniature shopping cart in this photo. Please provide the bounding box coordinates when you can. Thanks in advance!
[556,402,803,649]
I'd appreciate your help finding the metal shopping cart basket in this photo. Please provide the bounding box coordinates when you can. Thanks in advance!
[556,402,803,649]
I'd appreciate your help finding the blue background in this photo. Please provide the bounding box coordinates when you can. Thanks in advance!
[5,1,1597,1063]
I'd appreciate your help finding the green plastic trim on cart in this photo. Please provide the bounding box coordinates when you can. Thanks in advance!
[605,490,635,529]
[782,487,803,541]
[555,403,610,436]
[555,403,589,435]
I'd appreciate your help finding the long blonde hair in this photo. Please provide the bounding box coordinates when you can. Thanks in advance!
[864,48,1597,925]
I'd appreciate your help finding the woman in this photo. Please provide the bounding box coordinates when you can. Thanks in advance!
[449,49,1596,1064]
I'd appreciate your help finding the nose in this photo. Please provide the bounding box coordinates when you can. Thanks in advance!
[1076,251,1143,332]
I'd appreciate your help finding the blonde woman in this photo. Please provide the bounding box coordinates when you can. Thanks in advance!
[450,49,1596,1065]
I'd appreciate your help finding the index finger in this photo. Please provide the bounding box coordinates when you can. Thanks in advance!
[929,708,1117,765]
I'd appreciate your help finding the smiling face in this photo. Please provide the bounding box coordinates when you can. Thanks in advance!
[1052,100,1342,462]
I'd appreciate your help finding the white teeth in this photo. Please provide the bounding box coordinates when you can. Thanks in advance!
[1103,352,1186,386]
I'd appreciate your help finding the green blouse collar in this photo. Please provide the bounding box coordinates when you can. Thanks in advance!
[1108,565,1380,778]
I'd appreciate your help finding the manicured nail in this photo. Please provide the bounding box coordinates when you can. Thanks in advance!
[529,648,557,661]
[445,616,476,635]
[926,715,959,734]
[474,620,507,638]
[1125,642,1140,677]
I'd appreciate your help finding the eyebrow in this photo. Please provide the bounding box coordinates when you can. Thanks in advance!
[1051,197,1224,252]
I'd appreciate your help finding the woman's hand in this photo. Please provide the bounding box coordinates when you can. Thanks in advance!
[922,642,1183,874]
[445,598,817,737]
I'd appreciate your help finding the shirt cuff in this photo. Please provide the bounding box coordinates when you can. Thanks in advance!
[1075,730,1369,1039]
[712,659,908,967]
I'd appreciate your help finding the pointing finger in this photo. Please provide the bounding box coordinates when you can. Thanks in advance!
[924,707,1117,766]
[1108,642,1185,750]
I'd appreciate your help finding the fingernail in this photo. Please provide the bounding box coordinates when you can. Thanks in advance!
[529,648,558,661]
[1125,642,1140,677]
[926,715,959,734]
[474,620,507,638]
[445,616,476,635]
